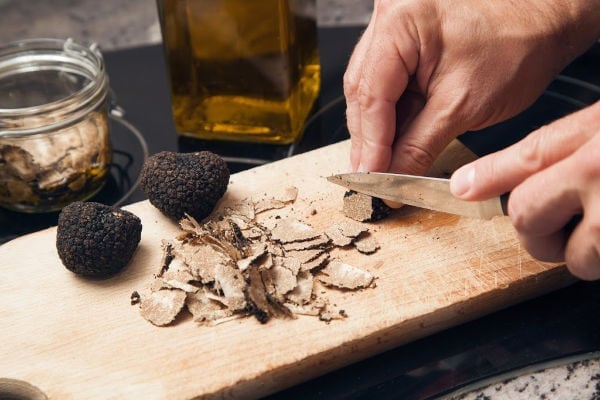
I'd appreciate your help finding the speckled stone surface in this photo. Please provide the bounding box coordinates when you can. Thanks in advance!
[0,1,598,398]
[448,353,600,400]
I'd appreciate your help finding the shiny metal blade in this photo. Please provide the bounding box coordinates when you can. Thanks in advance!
[327,172,506,219]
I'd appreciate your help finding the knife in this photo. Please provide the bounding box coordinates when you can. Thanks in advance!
[327,172,509,220]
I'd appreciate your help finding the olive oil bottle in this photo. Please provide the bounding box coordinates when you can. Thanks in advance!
[157,0,321,144]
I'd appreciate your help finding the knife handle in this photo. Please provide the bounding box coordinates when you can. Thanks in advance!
[499,195,582,234]
[500,193,510,216]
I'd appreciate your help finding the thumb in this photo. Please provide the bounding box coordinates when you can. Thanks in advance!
[450,101,600,200]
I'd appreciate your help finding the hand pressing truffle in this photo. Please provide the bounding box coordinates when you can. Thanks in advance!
[56,201,142,278]
[139,151,230,221]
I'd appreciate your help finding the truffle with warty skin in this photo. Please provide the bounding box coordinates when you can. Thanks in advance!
[56,201,142,278]
[139,151,230,221]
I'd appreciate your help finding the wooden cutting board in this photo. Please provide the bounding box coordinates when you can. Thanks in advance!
[0,140,575,399]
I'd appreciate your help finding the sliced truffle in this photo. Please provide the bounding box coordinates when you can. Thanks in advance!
[245,267,292,323]
[286,271,314,305]
[132,185,381,327]
[254,186,298,214]
[281,235,330,251]
[354,234,380,254]
[300,252,330,272]
[317,259,374,289]
[186,290,235,325]
[325,221,369,247]
[270,219,321,243]
[140,289,187,326]
[140,151,230,221]
[285,249,326,266]
[56,201,142,278]
[213,263,246,310]
[343,190,391,222]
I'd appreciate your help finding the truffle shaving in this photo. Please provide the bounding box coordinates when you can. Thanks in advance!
[186,290,236,325]
[281,235,330,251]
[140,289,187,327]
[286,272,314,305]
[300,252,330,272]
[354,235,381,254]
[262,265,297,298]
[214,264,246,310]
[317,259,375,290]
[325,221,370,247]
[270,219,322,243]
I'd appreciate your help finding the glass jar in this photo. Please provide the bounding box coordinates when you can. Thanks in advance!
[0,38,112,213]
[157,0,321,145]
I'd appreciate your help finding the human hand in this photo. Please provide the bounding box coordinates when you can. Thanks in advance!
[344,0,600,175]
[450,100,600,280]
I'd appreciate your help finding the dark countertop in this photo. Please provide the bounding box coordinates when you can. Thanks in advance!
[2,19,600,399]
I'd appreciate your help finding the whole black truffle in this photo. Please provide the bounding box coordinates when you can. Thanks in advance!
[56,201,142,278]
[139,151,230,221]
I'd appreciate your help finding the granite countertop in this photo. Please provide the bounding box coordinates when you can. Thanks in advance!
[0,1,598,399]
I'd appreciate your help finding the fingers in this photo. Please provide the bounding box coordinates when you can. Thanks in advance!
[510,145,600,280]
[508,132,600,280]
[355,37,413,172]
[448,101,600,279]
[388,91,460,175]
[344,22,375,171]
[565,212,600,280]
[450,101,600,200]
[509,161,581,264]
[343,1,421,173]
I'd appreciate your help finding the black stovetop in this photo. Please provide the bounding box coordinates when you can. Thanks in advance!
[2,27,599,399]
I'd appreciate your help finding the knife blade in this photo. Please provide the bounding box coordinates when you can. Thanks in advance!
[327,172,509,220]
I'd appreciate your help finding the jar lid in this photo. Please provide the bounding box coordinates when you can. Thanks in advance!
[0,38,109,136]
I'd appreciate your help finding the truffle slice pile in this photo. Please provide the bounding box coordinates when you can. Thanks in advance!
[132,187,379,327]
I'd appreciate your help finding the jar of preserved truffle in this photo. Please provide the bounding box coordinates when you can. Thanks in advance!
[0,38,112,213]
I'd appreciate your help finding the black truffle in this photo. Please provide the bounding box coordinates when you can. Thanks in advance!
[139,151,230,221]
[56,201,142,278]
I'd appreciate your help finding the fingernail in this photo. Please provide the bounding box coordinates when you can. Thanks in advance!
[450,165,475,197]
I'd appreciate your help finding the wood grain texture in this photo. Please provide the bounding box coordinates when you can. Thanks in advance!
[0,140,575,399]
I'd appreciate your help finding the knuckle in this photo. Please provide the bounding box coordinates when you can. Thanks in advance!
[585,216,600,243]
[574,146,600,185]
[566,246,600,281]
[357,85,376,110]
[507,194,529,232]
[564,216,600,280]
[517,128,549,172]
[397,142,436,174]
[342,70,359,99]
